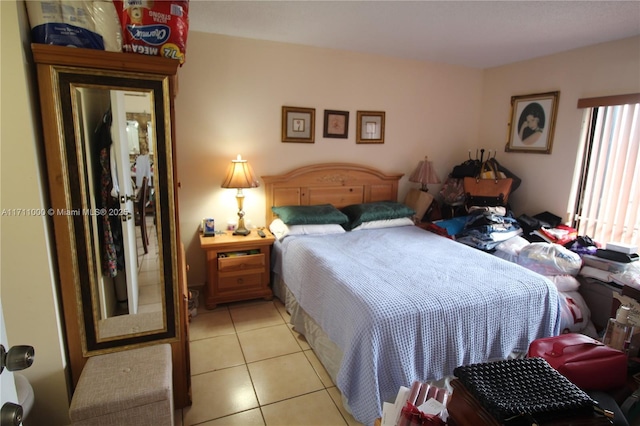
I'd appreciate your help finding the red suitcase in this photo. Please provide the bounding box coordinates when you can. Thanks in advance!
[528,333,627,390]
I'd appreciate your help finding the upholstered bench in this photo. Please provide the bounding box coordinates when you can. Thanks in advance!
[69,344,174,426]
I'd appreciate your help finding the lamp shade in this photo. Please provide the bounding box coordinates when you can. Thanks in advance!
[409,156,440,191]
[221,155,260,189]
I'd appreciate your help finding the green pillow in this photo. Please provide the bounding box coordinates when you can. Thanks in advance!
[341,201,415,230]
[272,204,349,225]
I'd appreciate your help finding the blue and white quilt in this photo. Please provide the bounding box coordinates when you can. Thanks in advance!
[277,225,561,426]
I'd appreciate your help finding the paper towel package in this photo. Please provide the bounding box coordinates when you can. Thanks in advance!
[27,0,122,51]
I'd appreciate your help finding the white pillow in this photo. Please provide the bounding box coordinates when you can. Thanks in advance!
[269,218,346,241]
[350,217,414,231]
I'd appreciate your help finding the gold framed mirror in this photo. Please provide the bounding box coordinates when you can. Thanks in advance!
[39,59,179,354]
[33,44,191,408]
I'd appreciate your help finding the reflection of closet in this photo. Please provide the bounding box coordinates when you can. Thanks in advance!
[32,44,191,408]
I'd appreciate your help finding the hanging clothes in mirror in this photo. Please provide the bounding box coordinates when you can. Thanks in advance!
[95,109,125,277]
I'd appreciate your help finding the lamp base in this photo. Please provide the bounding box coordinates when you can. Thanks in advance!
[232,227,250,236]
[232,190,251,236]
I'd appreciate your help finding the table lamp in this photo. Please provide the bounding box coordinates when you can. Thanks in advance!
[409,156,440,191]
[221,155,259,236]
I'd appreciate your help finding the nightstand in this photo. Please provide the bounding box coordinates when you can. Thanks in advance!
[199,229,275,309]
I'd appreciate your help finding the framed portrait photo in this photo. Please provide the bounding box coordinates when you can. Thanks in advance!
[282,106,315,143]
[323,110,349,139]
[356,111,385,144]
[505,91,560,154]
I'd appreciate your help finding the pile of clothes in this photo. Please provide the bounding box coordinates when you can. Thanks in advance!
[455,206,522,251]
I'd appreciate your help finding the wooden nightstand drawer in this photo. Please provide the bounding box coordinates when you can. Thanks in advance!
[200,230,275,309]
[218,273,263,292]
[218,253,265,273]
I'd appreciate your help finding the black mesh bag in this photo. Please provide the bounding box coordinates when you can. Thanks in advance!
[453,358,597,424]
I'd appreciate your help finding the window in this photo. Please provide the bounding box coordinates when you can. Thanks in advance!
[569,94,640,246]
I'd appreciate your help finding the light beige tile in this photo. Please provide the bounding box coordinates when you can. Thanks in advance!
[140,256,160,272]
[287,323,310,350]
[303,349,334,387]
[138,301,162,313]
[138,282,162,304]
[326,387,364,426]
[248,352,324,406]
[182,366,258,426]
[138,269,160,286]
[261,390,348,426]
[190,308,235,341]
[273,298,289,320]
[199,408,265,426]
[190,334,245,375]
[238,324,301,363]
[230,301,285,333]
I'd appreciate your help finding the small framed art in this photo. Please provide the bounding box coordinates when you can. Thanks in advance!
[356,111,385,144]
[323,110,349,139]
[282,106,315,143]
[202,218,215,236]
[505,91,559,154]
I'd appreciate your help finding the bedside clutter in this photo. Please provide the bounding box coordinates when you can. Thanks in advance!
[448,357,624,426]
[578,241,639,341]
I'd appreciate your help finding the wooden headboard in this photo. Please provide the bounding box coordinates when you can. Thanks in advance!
[261,163,404,225]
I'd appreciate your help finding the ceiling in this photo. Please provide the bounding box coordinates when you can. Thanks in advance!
[188,1,640,69]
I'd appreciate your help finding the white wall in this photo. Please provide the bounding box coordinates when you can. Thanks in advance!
[480,36,640,220]
[175,32,485,285]
[0,1,70,424]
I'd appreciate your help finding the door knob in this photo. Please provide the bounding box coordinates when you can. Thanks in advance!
[0,345,34,374]
[1,402,23,426]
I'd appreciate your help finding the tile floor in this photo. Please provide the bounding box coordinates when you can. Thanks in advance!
[136,215,163,315]
[173,296,364,426]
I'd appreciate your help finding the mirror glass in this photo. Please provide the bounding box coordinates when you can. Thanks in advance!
[56,69,178,353]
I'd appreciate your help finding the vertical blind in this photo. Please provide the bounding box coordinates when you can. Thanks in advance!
[572,94,640,246]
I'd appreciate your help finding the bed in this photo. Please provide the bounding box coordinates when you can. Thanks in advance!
[262,163,561,426]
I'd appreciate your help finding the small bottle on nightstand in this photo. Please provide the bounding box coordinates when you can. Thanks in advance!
[603,305,634,353]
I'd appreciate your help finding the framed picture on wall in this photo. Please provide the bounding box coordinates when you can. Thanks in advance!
[282,106,315,143]
[505,91,560,154]
[356,111,385,144]
[323,110,349,139]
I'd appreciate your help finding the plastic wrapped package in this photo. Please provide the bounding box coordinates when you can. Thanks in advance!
[92,1,123,51]
[26,0,122,51]
[493,235,530,263]
[516,242,582,276]
[113,0,189,64]
[611,262,640,290]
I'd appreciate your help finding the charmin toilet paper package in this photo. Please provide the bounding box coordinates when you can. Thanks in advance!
[113,0,189,65]
[26,0,122,51]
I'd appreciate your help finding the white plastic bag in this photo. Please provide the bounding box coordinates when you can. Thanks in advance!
[517,242,582,276]
[557,290,591,334]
